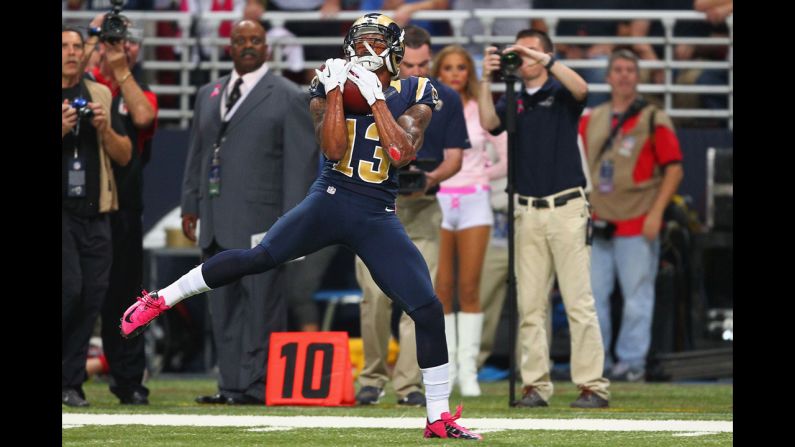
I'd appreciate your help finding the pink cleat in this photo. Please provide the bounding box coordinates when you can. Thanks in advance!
[423,405,482,440]
[120,290,170,339]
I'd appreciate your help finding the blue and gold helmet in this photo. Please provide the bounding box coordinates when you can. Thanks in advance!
[343,13,405,80]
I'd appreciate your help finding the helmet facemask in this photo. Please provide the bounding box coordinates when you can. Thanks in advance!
[348,37,389,73]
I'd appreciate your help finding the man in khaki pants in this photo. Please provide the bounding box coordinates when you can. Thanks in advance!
[354,25,468,406]
[479,29,610,408]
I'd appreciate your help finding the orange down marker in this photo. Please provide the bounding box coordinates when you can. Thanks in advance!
[266,331,355,406]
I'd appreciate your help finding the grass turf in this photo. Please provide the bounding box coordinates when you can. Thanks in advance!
[62,378,732,446]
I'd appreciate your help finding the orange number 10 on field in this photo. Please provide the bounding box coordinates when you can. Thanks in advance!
[266,331,355,406]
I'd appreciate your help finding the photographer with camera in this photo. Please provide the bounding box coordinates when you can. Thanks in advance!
[85,13,157,131]
[78,0,131,71]
[84,11,160,405]
[62,25,131,408]
[579,49,683,383]
[478,29,610,409]
[353,25,468,407]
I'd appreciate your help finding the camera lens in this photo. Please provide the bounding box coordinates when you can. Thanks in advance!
[101,9,128,43]
[500,51,522,71]
[102,17,127,42]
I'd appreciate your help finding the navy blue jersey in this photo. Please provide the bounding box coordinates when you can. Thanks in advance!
[309,75,438,202]
[417,77,470,172]
[492,78,586,197]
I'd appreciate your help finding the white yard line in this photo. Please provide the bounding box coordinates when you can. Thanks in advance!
[62,414,731,433]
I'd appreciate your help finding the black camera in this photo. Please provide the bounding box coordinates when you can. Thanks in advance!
[398,158,437,195]
[101,0,128,44]
[491,45,522,81]
[71,97,94,120]
[398,171,426,194]
[591,219,616,240]
[500,50,522,73]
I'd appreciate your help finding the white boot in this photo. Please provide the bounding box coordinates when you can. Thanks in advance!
[457,312,483,397]
[444,313,457,392]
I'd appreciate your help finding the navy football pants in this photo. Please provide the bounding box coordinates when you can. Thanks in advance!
[201,180,448,369]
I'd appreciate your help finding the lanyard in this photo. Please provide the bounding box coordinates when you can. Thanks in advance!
[597,97,647,163]
[208,78,243,198]
[71,80,90,159]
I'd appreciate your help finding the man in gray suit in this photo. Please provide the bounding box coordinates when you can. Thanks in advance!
[180,20,319,405]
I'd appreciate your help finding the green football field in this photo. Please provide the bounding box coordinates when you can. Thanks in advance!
[62,377,732,446]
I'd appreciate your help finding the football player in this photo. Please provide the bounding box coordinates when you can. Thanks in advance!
[119,13,481,440]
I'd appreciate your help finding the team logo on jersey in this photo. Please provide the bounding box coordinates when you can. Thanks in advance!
[539,96,555,107]
[431,84,440,110]
[327,186,337,195]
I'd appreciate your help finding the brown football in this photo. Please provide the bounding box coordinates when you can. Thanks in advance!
[342,79,371,115]
[317,63,371,115]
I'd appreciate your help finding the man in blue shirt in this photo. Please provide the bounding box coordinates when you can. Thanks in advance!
[478,29,610,409]
[354,25,469,407]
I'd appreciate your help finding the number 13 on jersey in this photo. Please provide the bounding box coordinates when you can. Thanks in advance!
[332,118,391,183]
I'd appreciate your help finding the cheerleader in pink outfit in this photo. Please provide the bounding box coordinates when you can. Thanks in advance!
[431,45,507,396]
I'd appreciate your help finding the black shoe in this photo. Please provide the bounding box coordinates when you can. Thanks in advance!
[195,393,228,404]
[226,394,264,405]
[397,391,426,407]
[356,386,384,405]
[515,386,548,408]
[119,390,149,405]
[570,389,609,408]
[62,389,89,407]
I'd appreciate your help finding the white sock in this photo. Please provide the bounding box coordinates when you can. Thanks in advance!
[422,363,450,423]
[159,265,211,307]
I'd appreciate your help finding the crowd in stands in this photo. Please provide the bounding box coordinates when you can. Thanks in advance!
[63,0,732,128]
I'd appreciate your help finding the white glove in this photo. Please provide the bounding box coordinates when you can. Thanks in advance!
[347,64,386,106]
[315,58,351,93]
